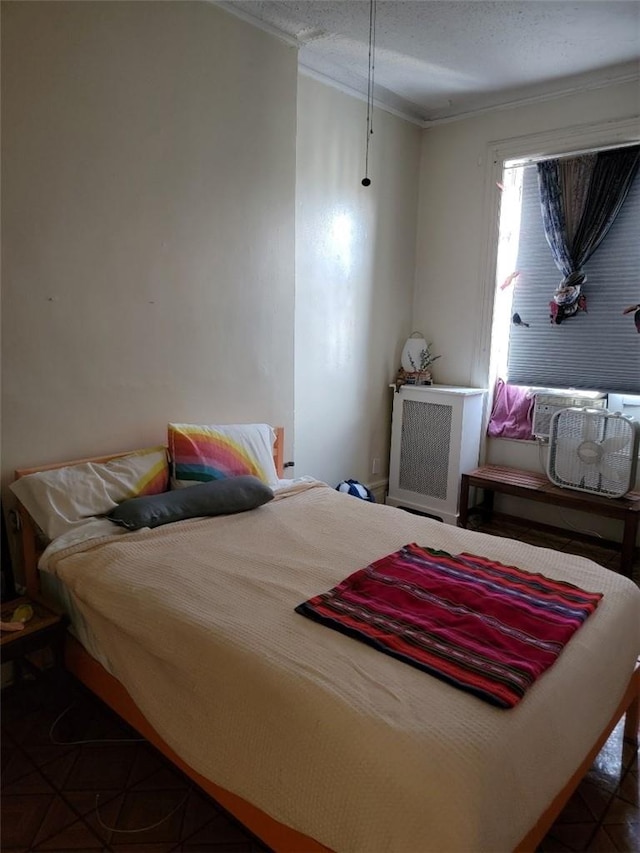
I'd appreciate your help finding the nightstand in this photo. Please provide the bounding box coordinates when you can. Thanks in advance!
[1,596,67,681]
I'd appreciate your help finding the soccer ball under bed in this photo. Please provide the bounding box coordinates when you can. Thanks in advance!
[336,479,376,502]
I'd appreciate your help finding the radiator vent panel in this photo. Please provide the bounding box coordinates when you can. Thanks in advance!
[398,400,451,499]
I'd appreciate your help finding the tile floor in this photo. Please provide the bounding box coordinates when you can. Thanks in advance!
[1,670,267,852]
[1,516,639,852]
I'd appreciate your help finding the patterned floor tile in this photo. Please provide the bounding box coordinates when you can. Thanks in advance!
[129,761,191,792]
[126,742,174,788]
[62,788,122,820]
[61,743,139,792]
[2,768,57,796]
[585,825,619,851]
[601,788,640,826]
[575,779,615,823]
[180,809,257,847]
[82,791,127,844]
[32,816,106,851]
[536,839,576,853]
[616,767,639,808]
[101,787,189,846]
[543,822,598,851]
[603,819,640,850]
[1,793,56,849]
[180,788,225,839]
[34,749,80,789]
[30,798,87,849]
[1,747,40,788]
[553,787,603,825]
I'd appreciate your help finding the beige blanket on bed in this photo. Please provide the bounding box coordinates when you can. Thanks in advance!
[48,481,640,853]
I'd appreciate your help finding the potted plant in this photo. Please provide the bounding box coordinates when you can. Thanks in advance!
[407,343,440,385]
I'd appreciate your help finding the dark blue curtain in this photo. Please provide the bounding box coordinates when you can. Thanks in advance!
[537,145,640,324]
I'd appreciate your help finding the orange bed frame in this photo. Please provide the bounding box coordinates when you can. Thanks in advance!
[13,431,639,853]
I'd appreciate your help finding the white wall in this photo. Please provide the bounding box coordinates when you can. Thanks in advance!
[2,2,297,490]
[1,2,421,572]
[295,75,421,489]
[414,81,640,538]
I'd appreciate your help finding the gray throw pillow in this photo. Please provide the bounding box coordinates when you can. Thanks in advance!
[108,475,274,530]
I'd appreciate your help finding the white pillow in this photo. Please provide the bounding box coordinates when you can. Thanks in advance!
[168,423,279,489]
[10,447,169,542]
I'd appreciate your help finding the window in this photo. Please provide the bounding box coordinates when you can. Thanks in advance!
[493,148,640,394]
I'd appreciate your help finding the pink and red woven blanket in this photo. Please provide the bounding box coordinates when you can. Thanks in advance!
[295,543,602,708]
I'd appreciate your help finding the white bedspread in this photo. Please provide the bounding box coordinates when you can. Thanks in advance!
[47,481,640,853]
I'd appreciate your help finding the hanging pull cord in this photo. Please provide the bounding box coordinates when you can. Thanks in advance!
[362,0,377,187]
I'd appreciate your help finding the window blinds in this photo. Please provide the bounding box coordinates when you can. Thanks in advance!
[506,165,640,394]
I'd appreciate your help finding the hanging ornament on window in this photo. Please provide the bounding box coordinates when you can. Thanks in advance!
[623,303,640,333]
[549,270,587,325]
[361,0,377,187]
[500,270,520,290]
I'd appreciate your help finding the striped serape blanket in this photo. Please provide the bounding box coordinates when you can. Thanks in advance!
[295,543,603,708]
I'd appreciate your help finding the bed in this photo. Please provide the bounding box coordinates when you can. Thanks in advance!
[10,424,640,853]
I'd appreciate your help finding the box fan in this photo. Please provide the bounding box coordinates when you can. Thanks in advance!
[547,408,640,498]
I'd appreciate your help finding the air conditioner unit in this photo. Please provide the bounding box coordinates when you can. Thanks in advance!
[607,393,640,421]
[547,408,640,498]
[532,392,606,438]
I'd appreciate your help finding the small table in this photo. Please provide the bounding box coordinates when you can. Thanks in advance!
[459,465,640,578]
[1,596,67,679]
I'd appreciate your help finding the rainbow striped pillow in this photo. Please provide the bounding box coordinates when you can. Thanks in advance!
[169,423,279,489]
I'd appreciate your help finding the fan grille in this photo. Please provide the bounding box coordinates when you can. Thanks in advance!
[548,409,639,498]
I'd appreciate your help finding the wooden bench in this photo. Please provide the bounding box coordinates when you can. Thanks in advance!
[459,465,640,578]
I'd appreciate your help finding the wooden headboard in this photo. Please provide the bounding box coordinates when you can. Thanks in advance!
[14,426,285,600]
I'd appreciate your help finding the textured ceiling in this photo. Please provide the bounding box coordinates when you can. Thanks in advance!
[218,1,640,124]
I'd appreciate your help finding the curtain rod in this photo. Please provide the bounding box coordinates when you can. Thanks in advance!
[506,139,639,169]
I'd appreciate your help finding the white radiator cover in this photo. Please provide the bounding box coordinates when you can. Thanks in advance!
[386,385,486,525]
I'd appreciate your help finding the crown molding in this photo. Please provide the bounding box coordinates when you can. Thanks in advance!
[214,1,301,47]
[302,65,640,130]
[298,65,426,127]
[422,67,640,127]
